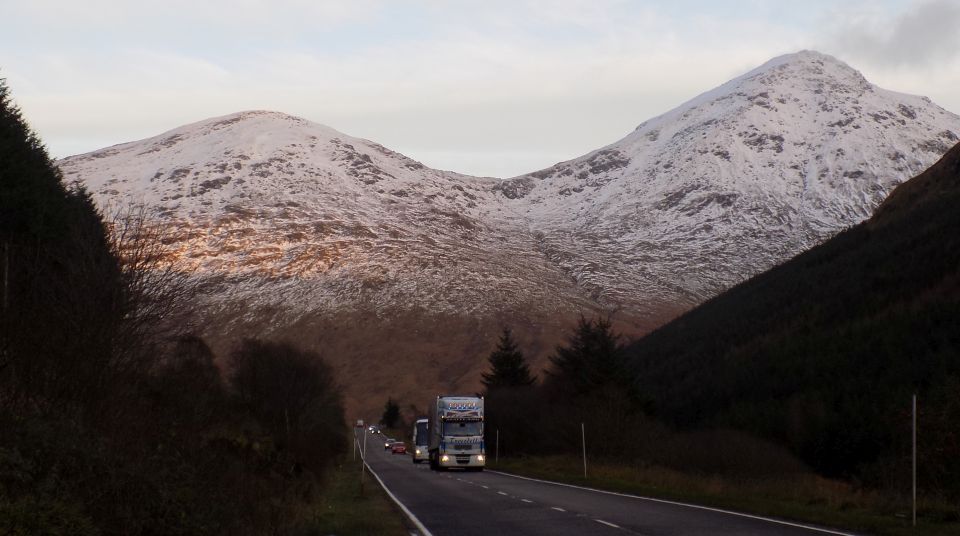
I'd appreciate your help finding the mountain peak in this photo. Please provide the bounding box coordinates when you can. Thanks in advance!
[742,49,869,88]
[759,49,847,69]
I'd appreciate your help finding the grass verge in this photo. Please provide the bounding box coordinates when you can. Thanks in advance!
[304,456,411,535]
[489,455,959,536]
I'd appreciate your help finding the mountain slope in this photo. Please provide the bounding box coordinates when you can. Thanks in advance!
[63,110,595,317]
[505,50,960,319]
[60,111,604,415]
[57,51,960,417]
[623,141,960,479]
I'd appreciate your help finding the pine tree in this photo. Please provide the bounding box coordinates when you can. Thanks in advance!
[0,77,122,412]
[381,397,401,429]
[481,327,535,392]
[546,316,625,397]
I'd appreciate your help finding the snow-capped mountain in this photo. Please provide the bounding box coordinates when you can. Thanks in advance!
[502,50,960,317]
[58,51,960,415]
[63,110,596,319]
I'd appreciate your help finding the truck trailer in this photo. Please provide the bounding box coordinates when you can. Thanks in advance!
[429,396,485,471]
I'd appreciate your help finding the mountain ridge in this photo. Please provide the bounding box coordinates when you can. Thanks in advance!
[503,50,960,316]
[57,50,960,416]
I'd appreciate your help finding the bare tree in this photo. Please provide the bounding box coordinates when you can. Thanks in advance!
[108,203,201,358]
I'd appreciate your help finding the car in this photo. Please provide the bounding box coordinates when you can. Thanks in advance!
[391,442,407,454]
[384,438,395,450]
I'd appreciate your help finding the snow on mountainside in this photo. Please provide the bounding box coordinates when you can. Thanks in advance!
[500,50,960,315]
[57,51,960,415]
[62,111,596,321]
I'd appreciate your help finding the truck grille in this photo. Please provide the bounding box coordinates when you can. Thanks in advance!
[454,444,473,451]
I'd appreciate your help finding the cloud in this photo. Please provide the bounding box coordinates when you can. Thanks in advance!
[6,0,956,176]
[826,0,960,67]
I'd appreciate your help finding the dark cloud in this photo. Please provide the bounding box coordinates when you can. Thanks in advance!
[829,0,960,67]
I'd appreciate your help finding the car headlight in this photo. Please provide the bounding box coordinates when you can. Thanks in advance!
[416,449,421,455]
[476,455,485,462]
[441,455,449,462]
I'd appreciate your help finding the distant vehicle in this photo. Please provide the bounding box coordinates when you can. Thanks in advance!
[384,438,395,450]
[355,419,364,428]
[391,442,407,454]
[368,425,380,434]
[411,418,429,464]
[429,396,485,471]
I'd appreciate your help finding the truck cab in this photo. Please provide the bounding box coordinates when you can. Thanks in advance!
[412,418,430,463]
[429,396,485,471]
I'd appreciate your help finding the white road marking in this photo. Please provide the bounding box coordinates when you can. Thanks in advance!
[488,471,858,536]
[360,460,434,536]
[595,519,620,529]
[480,485,489,489]
[551,507,566,512]
[497,491,509,496]
[521,499,533,503]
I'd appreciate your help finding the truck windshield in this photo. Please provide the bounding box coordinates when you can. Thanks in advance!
[444,421,482,436]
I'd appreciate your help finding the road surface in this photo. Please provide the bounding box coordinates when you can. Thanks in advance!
[358,433,859,536]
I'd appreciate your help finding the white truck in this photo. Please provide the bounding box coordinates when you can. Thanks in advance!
[429,396,485,471]
[411,418,430,464]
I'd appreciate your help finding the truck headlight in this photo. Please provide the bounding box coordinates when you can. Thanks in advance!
[476,455,485,462]
[416,449,421,455]
[441,455,449,462]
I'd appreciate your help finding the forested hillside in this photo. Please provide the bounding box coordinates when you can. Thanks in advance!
[0,79,347,535]
[624,142,960,491]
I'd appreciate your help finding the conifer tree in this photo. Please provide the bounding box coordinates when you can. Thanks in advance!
[0,77,122,411]
[381,397,401,429]
[546,316,625,397]
[482,327,535,392]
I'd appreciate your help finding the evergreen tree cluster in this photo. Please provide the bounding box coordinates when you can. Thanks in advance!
[484,319,658,460]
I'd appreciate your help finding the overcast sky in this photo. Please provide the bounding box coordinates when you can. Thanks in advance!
[3,0,959,178]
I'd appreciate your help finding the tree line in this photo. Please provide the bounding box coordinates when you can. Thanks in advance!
[0,78,348,535]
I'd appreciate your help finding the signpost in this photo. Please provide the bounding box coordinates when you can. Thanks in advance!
[912,394,917,527]
[581,422,587,479]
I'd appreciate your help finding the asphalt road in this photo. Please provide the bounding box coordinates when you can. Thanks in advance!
[358,432,860,536]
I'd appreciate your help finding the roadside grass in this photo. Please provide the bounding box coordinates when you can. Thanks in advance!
[489,455,960,536]
[304,455,411,536]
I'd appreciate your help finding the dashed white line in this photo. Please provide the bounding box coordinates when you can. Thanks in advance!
[551,507,566,512]
[595,519,620,529]
[521,499,533,503]
[497,491,509,496]
[480,485,489,489]
[489,470,857,536]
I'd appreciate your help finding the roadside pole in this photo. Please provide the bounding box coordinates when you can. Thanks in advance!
[496,429,499,463]
[361,425,368,496]
[912,394,917,527]
[581,422,587,479]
